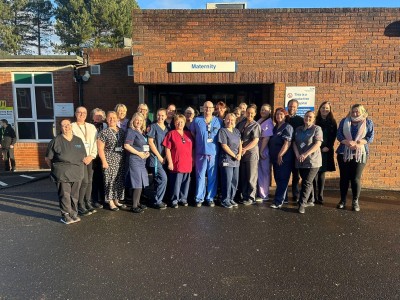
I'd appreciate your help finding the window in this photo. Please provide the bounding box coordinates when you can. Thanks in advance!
[90,65,101,75]
[127,65,133,76]
[13,73,55,141]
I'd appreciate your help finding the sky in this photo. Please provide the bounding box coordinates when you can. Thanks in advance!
[137,0,400,9]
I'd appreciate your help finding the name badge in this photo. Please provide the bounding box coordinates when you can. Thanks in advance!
[207,138,213,143]
[114,147,122,152]
[84,142,90,149]
[143,145,150,152]
[300,142,306,149]
[222,162,229,167]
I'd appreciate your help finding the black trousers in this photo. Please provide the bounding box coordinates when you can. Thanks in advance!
[57,181,81,217]
[2,148,15,171]
[78,161,94,210]
[337,154,367,203]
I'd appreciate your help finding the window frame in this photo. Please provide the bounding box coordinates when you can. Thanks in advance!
[12,72,55,142]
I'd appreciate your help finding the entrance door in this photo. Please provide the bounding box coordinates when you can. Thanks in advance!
[146,84,273,117]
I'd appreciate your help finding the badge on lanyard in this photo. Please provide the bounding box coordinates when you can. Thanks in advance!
[143,145,150,152]
[300,142,306,149]
[114,146,122,152]
[84,142,90,149]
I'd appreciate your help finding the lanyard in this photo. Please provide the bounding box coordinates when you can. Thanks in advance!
[77,123,87,142]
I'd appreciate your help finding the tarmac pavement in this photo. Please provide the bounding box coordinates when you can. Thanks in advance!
[0,176,399,299]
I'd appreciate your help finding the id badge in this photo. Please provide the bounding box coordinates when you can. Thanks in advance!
[222,162,229,167]
[207,138,213,143]
[114,146,122,152]
[300,142,306,149]
[84,142,90,149]
[143,145,150,152]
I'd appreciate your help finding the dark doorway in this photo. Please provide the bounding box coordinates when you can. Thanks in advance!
[145,84,273,120]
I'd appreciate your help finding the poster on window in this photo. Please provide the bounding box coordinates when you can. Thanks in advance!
[0,100,15,127]
[285,86,316,117]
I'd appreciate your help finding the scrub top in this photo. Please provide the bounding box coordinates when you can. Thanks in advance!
[124,128,149,189]
[236,119,261,162]
[268,122,294,164]
[294,125,323,169]
[190,116,222,156]
[147,123,168,168]
[218,128,241,168]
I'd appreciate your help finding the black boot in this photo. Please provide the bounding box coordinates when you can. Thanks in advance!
[352,199,360,212]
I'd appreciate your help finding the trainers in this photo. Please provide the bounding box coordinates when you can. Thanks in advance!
[131,207,144,213]
[262,197,269,202]
[336,202,346,209]
[93,202,103,209]
[171,203,179,208]
[283,199,289,204]
[255,197,263,203]
[221,201,233,208]
[155,203,167,210]
[298,205,306,214]
[230,200,238,207]
[270,203,282,209]
[179,201,188,207]
[352,203,360,212]
[206,201,215,207]
[138,203,147,210]
[306,202,315,207]
[87,207,97,213]
[71,215,81,223]
[242,200,253,206]
[78,208,92,216]
[195,202,202,207]
[60,214,74,225]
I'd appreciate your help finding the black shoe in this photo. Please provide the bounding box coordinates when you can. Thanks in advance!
[221,201,233,209]
[78,208,92,216]
[87,206,97,213]
[138,203,147,210]
[179,201,188,207]
[171,203,178,208]
[336,202,346,209]
[205,200,215,207]
[154,203,167,210]
[93,202,103,209]
[131,207,144,213]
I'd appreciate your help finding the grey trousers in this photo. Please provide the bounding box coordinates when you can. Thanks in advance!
[240,159,258,201]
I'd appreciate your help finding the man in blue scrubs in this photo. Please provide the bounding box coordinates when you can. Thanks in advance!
[190,101,222,207]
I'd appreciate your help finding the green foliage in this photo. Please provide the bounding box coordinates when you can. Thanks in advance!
[55,0,139,54]
[25,0,55,55]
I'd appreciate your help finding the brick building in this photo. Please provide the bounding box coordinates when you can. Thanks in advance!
[0,8,399,190]
[129,8,400,190]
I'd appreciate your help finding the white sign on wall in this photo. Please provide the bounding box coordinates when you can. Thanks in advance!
[170,61,237,73]
[285,86,316,117]
[54,103,74,117]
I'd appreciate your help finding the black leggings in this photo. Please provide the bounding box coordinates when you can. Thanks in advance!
[337,154,366,202]
[313,171,326,200]
[132,188,142,208]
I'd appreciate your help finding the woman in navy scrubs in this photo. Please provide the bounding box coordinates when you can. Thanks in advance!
[268,108,294,209]
[124,112,150,213]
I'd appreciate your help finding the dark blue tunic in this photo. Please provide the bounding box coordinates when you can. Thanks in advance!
[125,128,149,189]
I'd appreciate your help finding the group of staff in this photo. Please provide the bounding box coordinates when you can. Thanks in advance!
[45,99,374,225]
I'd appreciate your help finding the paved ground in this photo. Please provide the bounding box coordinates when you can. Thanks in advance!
[0,177,399,299]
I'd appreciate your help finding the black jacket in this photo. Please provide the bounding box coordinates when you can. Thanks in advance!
[1,125,16,149]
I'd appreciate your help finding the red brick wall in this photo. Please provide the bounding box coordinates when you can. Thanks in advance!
[0,67,76,170]
[83,49,139,116]
[132,8,400,190]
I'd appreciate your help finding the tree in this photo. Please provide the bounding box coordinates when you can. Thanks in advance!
[54,0,139,54]
[0,0,29,54]
[25,0,54,55]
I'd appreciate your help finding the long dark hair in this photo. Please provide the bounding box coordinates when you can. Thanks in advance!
[316,101,336,126]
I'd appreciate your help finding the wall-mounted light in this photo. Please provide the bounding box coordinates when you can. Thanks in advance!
[82,70,90,82]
